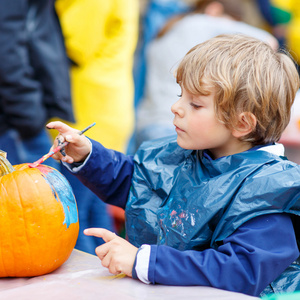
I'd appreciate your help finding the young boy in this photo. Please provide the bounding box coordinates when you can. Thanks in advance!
[47,34,300,297]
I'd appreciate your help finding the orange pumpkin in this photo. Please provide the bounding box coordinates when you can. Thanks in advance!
[0,151,79,277]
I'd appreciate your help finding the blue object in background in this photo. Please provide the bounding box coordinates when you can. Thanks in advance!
[133,0,190,108]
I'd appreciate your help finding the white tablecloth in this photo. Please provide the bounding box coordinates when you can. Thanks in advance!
[0,250,260,300]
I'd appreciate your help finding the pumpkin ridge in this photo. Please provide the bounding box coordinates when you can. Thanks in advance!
[8,175,21,275]
[11,171,33,275]
[0,181,9,276]
[27,168,63,270]
[0,175,19,275]
[19,170,44,271]
[18,179,32,272]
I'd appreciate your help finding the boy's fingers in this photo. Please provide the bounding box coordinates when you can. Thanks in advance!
[84,228,117,243]
[65,134,73,142]
[46,121,74,134]
[95,243,110,260]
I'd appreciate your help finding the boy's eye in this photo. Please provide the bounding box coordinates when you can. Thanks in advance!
[177,94,182,97]
[190,103,202,109]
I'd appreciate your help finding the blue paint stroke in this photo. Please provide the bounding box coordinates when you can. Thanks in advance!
[41,167,78,228]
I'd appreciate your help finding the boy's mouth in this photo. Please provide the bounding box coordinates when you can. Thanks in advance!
[174,123,185,133]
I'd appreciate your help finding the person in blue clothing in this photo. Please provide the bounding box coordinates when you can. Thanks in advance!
[0,0,74,166]
[46,34,300,297]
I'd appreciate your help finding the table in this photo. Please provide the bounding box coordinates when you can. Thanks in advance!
[0,250,259,300]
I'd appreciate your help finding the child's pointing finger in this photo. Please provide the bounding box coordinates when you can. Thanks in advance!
[84,228,117,243]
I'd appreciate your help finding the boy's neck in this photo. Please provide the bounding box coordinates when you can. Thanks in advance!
[209,140,253,160]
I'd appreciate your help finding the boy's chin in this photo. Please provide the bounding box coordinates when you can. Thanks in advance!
[176,137,191,150]
[176,137,202,151]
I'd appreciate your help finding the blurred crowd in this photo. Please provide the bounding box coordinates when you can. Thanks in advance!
[0,0,299,254]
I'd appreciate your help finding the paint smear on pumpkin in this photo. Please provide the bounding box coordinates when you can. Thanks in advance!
[39,165,78,228]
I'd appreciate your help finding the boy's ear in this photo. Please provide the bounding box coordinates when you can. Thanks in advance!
[232,112,257,138]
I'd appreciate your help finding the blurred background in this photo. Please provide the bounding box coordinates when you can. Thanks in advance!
[0,0,299,254]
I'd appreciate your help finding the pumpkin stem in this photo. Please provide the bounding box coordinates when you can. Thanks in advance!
[0,150,15,176]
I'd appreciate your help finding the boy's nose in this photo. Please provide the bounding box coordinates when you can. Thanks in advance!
[171,99,184,117]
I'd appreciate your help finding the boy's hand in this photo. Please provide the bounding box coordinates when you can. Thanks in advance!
[46,121,92,164]
[84,228,138,277]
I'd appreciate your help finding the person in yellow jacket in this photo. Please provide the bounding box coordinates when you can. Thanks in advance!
[56,0,139,152]
[55,0,139,252]
[285,0,300,66]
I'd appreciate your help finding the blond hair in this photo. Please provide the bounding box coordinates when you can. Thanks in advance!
[176,34,300,145]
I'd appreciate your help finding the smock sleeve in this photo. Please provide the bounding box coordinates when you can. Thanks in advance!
[144,213,299,296]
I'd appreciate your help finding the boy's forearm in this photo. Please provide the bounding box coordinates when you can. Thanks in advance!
[64,138,134,208]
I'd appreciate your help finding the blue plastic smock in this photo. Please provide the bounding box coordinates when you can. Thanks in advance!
[125,136,300,294]
[67,136,300,295]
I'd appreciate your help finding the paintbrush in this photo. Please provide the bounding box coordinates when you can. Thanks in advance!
[28,122,96,168]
